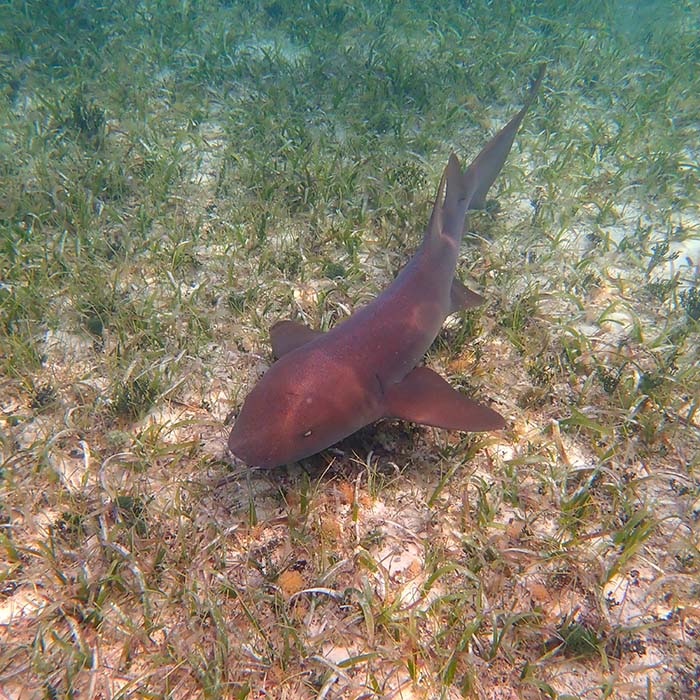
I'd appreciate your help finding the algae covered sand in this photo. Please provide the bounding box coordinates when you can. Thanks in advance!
[1,1,699,698]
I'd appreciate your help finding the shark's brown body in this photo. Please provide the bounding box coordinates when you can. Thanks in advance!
[229,68,544,468]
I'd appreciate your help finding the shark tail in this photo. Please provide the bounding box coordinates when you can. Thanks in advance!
[431,64,545,240]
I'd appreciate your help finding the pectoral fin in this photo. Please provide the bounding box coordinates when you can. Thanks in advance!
[450,279,485,313]
[384,366,505,432]
[270,320,324,358]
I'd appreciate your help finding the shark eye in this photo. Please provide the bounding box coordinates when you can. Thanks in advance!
[302,429,312,438]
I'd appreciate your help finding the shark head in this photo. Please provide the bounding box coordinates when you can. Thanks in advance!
[227,355,369,468]
[228,381,317,468]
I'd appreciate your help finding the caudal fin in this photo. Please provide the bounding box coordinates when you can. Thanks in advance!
[430,64,545,240]
[465,63,545,209]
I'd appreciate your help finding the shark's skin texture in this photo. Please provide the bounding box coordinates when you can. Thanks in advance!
[229,68,544,468]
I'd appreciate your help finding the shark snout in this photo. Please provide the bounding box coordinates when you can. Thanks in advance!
[228,426,276,468]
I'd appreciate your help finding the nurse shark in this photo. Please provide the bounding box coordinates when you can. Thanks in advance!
[229,66,544,468]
